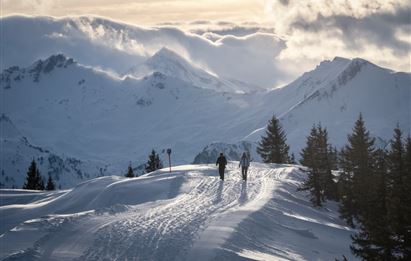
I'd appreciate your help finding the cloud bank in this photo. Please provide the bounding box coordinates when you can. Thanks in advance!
[1,0,410,87]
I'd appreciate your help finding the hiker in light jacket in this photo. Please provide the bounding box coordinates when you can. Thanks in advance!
[239,152,250,181]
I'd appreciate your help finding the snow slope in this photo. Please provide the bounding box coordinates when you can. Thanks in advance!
[246,57,411,149]
[1,53,409,188]
[0,114,112,189]
[0,54,262,162]
[193,141,261,164]
[0,54,266,187]
[127,47,262,93]
[0,163,357,260]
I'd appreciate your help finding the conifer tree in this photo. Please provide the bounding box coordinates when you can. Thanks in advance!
[46,174,55,190]
[338,114,376,226]
[145,150,163,173]
[23,160,44,190]
[290,153,296,164]
[38,176,45,190]
[403,135,411,259]
[328,145,339,170]
[316,126,338,200]
[385,127,411,259]
[299,124,337,207]
[299,125,322,206]
[257,115,290,163]
[125,164,135,178]
[350,148,393,259]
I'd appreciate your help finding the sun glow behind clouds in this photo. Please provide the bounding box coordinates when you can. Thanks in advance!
[1,0,410,78]
[1,0,266,25]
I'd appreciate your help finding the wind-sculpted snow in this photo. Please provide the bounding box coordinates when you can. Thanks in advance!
[0,164,357,260]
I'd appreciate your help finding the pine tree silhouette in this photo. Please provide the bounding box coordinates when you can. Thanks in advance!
[46,175,55,190]
[23,160,44,190]
[257,115,290,163]
[338,114,376,226]
[145,150,163,173]
[299,124,337,207]
[125,163,135,178]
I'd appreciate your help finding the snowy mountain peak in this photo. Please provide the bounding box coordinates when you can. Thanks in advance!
[332,56,350,63]
[149,47,187,65]
[28,54,75,75]
[128,47,261,93]
[296,56,379,96]
[128,47,222,89]
[336,58,370,86]
[1,54,76,87]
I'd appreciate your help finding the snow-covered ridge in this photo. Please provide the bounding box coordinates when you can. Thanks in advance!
[127,47,261,93]
[0,15,290,88]
[1,54,75,88]
[0,163,356,260]
[1,53,409,188]
[248,57,410,148]
[0,114,111,188]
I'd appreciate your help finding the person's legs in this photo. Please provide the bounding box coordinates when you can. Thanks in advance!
[241,167,246,180]
[244,167,248,180]
[219,168,224,180]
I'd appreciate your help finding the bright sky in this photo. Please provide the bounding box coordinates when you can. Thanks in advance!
[1,0,267,25]
[1,0,410,75]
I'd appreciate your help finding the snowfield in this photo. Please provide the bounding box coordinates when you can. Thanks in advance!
[0,163,356,260]
[1,52,409,189]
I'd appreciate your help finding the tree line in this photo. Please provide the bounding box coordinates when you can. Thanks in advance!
[23,149,164,188]
[22,160,56,190]
[256,114,411,260]
[124,149,163,178]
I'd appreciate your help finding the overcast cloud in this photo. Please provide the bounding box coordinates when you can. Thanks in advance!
[1,0,410,80]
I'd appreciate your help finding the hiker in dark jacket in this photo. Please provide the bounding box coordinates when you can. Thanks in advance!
[239,152,250,181]
[216,153,227,180]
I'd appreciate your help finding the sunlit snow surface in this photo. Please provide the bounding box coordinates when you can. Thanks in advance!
[0,163,357,260]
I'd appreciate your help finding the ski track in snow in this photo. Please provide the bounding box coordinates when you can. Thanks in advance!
[0,163,284,260]
[0,164,355,260]
[77,164,280,261]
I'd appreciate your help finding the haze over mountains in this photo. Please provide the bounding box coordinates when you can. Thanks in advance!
[0,15,410,188]
[0,15,288,88]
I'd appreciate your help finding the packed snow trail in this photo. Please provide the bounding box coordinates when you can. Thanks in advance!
[0,163,356,260]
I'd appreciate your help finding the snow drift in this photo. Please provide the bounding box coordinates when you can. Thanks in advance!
[0,163,357,260]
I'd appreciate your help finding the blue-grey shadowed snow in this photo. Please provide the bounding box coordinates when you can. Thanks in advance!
[215,180,224,204]
[0,189,66,206]
[0,163,359,260]
[0,173,187,234]
[239,181,248,205]
[211,167,355,261]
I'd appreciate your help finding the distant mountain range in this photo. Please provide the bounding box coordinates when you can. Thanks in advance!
[1,16,409,188]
